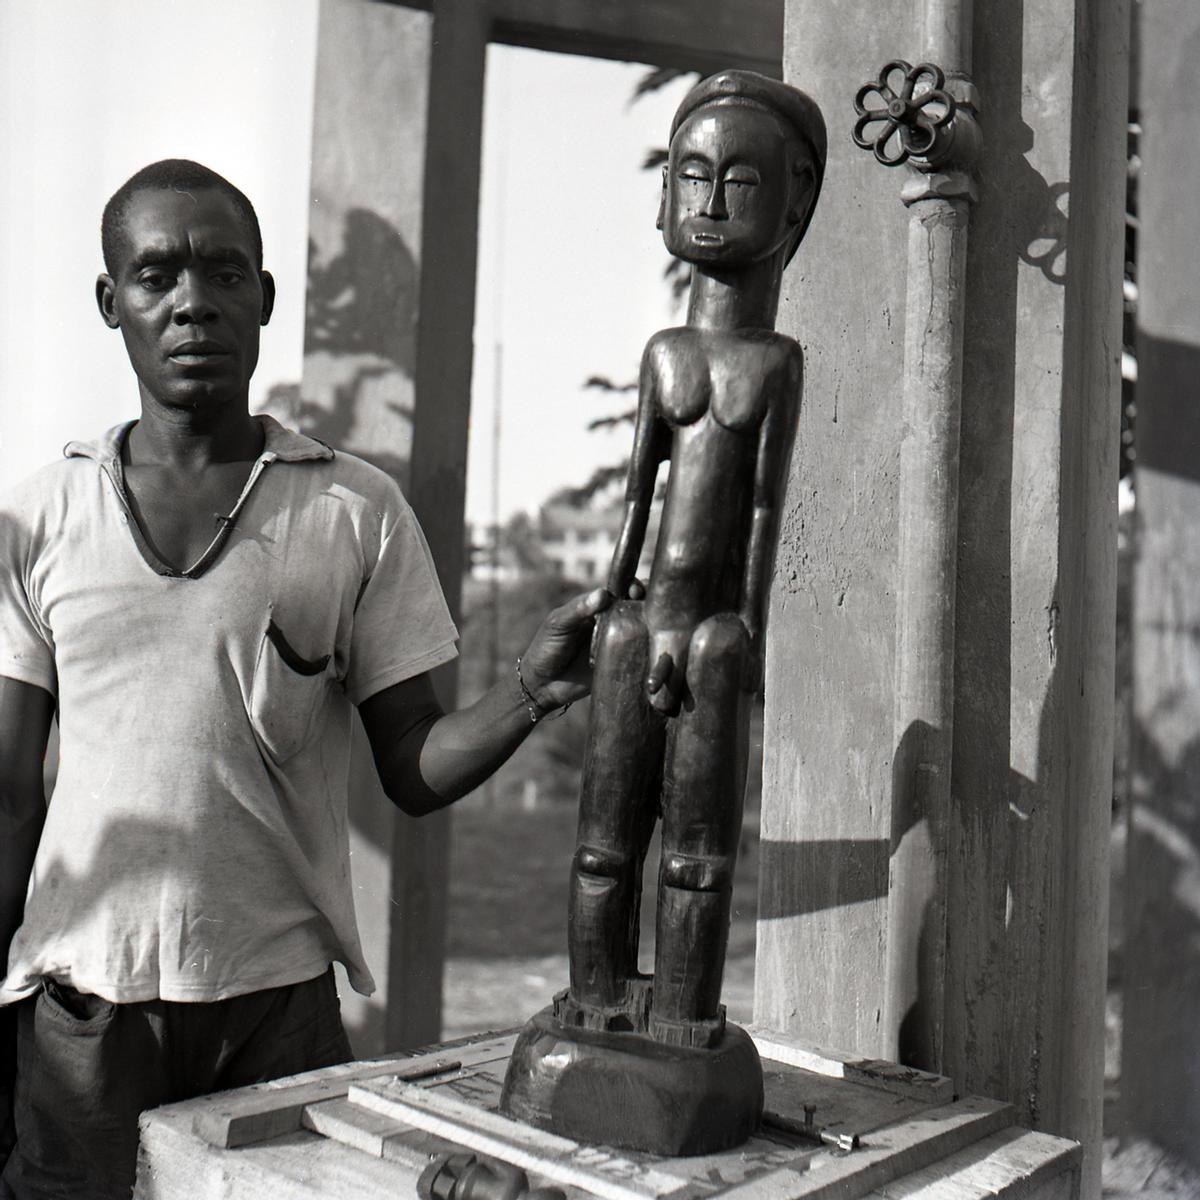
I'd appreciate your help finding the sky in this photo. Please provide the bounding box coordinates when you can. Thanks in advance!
[468,49,691,525]
[0,1,692,524]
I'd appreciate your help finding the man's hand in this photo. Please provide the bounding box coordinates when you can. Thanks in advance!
[361,584,651,814]
[518,588,613,712]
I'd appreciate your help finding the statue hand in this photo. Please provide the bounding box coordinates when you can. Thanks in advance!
[519,588,613,712]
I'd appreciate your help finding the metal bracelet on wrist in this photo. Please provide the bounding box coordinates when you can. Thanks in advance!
[515,656,571,724]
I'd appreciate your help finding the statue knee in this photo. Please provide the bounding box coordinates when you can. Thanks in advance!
[688,614,749,671]
[660,851,733,893]
[575,844,631,880]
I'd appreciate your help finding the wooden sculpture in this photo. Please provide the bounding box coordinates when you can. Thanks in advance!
[501,70,827,1157]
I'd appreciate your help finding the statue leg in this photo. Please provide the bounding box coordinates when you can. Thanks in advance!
[650,613,750,1039]
[567,601,665,1013]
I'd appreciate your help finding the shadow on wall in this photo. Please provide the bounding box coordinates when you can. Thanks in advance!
[254,206,425,1055]
[260,207,419,486]
[1124,715,1200,1156]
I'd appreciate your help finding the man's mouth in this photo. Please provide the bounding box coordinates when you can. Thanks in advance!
[168,341,231,363]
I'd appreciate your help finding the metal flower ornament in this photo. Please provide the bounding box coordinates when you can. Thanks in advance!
[852,60,956,167]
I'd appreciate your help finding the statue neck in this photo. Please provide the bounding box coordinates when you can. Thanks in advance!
[685,255,783,332]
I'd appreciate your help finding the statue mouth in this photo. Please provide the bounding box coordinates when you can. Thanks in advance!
[692,232,724,246]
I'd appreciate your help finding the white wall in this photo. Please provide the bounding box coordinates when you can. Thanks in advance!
[0,0,319,487]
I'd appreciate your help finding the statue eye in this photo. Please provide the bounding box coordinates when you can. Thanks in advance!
[724,169,761,189]
[678,165,711,184]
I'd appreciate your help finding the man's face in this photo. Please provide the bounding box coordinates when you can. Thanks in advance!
[662,103,807,268]
[96,187,274,413]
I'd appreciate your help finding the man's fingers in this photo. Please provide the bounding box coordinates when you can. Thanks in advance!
[549,587,611,631]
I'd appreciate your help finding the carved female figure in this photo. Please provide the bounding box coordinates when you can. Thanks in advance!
[562,71,827,1046]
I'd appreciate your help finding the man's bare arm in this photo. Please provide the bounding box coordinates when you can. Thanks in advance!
[0,677,54,960]
[358,589,610,816]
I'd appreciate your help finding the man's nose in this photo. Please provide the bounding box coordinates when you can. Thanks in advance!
[702,180,728,220]
[172,271,219,325]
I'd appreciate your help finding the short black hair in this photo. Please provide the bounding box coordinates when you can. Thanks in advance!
[100,159,263,275]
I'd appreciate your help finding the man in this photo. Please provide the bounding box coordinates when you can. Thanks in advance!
[0,159,608,1200]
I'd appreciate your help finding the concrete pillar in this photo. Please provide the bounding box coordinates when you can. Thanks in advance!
[1122,0,1200,1166]
[390,0,489,1051]
[758,2,1127,1195]
[299,0,438,1055]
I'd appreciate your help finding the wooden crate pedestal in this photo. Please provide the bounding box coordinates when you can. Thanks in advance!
[134,1028,1082,1200]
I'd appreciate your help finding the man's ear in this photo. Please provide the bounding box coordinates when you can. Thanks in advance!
[655,164,668,231]
[788,164,816,226]
[259,269,276,326]
[96,274,120,329]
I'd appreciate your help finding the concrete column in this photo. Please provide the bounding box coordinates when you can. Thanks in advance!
[300,0,436,1055]
[759,2,1127,1195]
[1122,0,1200,1166]
[388,0,490,1050]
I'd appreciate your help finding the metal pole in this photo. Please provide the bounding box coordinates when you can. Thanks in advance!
[852,4,981,1070]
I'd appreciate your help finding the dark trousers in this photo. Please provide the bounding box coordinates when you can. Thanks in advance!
[0,969,352,1200]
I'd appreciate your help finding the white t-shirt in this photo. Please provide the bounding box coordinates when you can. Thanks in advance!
[0,416,458,1004]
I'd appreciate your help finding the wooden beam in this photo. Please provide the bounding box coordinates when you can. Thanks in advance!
[489,0,781,76]
[394,0,489,1050]
[378,0,783,75]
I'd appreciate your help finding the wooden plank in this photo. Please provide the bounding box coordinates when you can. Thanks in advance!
[863,1126,1079,1198]
[349,1077,689,1200]
[761,1068,940,1149]
[194,1058,459,1150]
[302,1097,432,1166]
[193,1035,516,1149]
[136,1106,425,1200]
[752,1029,954,1104]
[712,1098,1013,1200]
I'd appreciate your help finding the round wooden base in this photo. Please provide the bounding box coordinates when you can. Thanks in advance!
[499,1006,764,1157]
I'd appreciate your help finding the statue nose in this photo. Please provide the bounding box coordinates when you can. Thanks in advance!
[702,180,728,219]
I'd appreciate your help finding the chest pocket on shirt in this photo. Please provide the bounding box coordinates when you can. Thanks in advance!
[249,618,333,763]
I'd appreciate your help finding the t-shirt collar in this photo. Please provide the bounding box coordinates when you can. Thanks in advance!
[62,414,335,466]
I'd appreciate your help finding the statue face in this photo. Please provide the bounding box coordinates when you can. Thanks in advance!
[662,103,806,268]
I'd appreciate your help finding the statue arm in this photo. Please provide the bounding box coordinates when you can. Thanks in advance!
[607,348,665,597]
[740,349,802,640]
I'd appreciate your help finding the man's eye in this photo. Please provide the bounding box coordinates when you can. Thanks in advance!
[139,272,172,290]
[212,270,245,286]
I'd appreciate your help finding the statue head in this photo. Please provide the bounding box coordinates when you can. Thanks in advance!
[659,70,826,270]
